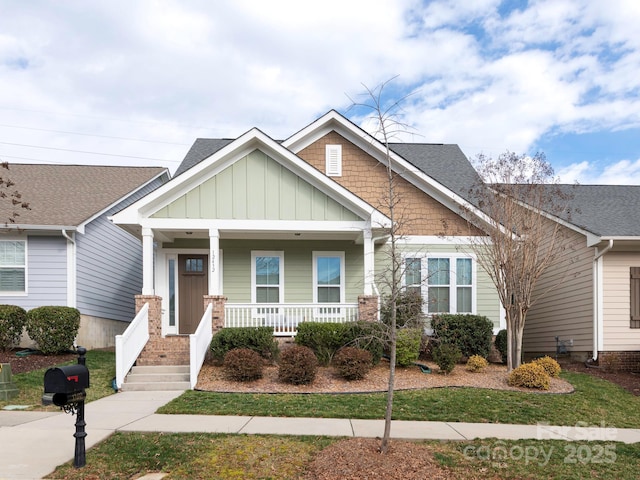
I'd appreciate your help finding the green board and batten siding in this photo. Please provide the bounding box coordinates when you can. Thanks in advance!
[152,150,362,221]
[220,240,364,304]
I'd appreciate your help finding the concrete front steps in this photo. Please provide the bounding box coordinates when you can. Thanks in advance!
[121,365,190,391]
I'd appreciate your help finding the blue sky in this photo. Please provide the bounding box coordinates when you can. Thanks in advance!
[0,0,638,184]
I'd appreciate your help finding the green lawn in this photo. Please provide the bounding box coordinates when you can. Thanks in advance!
[0,349,116,410]
[47,432,640,480]
[159,371,640,428]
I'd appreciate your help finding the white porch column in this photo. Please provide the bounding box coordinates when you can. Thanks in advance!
[363,227,374,295]
[209,228,220,295]
[142,227,154,295]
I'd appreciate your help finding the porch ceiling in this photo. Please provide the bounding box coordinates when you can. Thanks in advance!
[154,228,388,243]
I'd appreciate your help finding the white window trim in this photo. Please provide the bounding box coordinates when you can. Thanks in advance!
[325,144,342,177]
[402,252,476,314]
[251,251,284,303]
[312,251,345,304]
[0,238,28,296]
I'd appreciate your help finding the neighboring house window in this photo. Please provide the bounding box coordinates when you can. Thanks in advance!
[252,251,283,304]
[326,144,342,176]
[404,255,474,314]
[0,240,26,294]
[631,267,640,328]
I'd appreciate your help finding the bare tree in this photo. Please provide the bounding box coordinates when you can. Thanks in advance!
[0,162,30,226]
[464,151,573,371]
[348,78,419,454]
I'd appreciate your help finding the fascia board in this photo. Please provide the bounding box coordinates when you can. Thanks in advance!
[140,218,372,232]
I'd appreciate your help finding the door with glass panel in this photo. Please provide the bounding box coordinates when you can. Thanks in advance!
[178,254,208,334]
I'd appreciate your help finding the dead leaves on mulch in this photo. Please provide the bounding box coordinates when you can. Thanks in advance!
[304,438,452,480]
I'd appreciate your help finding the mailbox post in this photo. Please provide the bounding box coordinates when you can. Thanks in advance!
[42,347,90,468]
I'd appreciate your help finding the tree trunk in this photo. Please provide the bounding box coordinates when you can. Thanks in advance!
[380,309,396,453]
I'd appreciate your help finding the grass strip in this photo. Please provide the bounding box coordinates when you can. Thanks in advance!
[159,372,640,428]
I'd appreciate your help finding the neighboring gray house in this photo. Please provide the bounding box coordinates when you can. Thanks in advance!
[524,185,640,371]
[0,164,169,349]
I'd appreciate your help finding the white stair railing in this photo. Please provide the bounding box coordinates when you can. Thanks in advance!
[115,302,150,389]
[189,302,213,389]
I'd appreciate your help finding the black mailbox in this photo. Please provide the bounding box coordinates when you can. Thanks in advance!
[43,364,90,407]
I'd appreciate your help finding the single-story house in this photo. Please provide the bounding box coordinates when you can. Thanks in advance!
[0,164,169,349]
[524,185,640,371]
[111,110,504,387]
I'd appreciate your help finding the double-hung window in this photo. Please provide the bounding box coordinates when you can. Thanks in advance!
[404,254,474,314]
[313,252,345,315]
[0,240,26,294]
[252,251,283,307]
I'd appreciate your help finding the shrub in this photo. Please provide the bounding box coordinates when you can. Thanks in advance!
[466,354,489,372]
[532,355,561,378]
[432,343,462,374]
[344,321,386,365]
[332,347,373,381]
[395,328,422,367]
[25,306,80,355]
[380,291,424,328]
[0,305,27,351]
[495,329,508,364]
[295,322,349,366]
[432,314,494,359]
[278,345,319,385]
[223,348,264,382]
[508,362,550,390]
[210,327,279,363]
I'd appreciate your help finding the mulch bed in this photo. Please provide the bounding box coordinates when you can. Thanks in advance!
[0,348,76,374]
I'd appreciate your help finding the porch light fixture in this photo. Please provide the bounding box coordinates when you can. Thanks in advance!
[294,233,301,236]
[185,231,193,235]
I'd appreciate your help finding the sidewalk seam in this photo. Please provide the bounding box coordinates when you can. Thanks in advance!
[445,422,468,440]
[237,416,254,434]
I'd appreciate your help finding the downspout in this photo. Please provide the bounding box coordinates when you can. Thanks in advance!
[370,234,389,322]
[62,229,77,308]
[592,239,613,362]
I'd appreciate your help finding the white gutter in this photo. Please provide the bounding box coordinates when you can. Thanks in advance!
[62,229,77,308]
[592,239,613,361]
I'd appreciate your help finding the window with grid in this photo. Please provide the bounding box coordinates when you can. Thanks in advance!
[252,252,283,308]
[0,240,26,293]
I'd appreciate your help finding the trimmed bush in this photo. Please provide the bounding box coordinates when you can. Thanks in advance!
[532,355,561,378]
[0,304,27,351]
[332,347,372,381]
[466,354,489,373]
[25,306,80,355]
[278,345,318,385]
[223,348,264,382]
[508,362,550,390]
[380,291,424,328]
[495,329,508,364]
[395,328,421,367]
[432,314,494,359]
[210,327,279,364]
[432,343,462,374]
[344,321,386,365]
[295,322,349,366]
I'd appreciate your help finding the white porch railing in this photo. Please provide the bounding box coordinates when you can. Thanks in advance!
[225,303,359,336]
[189,302,213,389]
[115,302,150,390]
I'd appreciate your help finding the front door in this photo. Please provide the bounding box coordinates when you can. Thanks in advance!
[178,254,208,334]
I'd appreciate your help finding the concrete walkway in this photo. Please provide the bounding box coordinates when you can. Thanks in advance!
[1,391,639,479]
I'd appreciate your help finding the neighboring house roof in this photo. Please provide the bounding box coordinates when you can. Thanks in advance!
[544,184,640,238]
[0,164,168,229]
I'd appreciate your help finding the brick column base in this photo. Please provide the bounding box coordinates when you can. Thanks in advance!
[204,295,227,334]
[358,295,379,322]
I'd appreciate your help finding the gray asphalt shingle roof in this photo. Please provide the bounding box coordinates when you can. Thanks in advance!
[0,164,166,227]
[545,184,640,237]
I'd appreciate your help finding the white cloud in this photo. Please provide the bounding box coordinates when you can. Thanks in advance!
[0,0,637,179]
